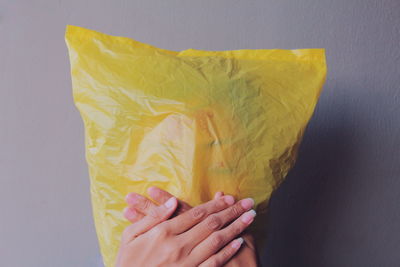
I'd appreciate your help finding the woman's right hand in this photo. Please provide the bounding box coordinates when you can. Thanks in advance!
[116,195,256,267]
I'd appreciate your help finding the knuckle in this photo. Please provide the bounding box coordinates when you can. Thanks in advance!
[206,215,222,231]
[159,224,170,235]
[210,233,225,249]
[231,224,243,236]
[140,199,151,211]
[229,205,242,218]
[221,247,233,260]
[121,225,136,243]
[207,258,219,267]
[148,207,160,219]
[190,207,205,220]
[167,242,186,261]
[150,224,168,237]
[215,198,227,209]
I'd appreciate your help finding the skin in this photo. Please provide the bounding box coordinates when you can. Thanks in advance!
[122,187,259,267]
[117,192,256,267]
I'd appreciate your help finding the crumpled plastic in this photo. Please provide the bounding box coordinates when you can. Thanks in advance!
[65,25,327,267]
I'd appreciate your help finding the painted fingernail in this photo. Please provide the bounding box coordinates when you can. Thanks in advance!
[240,198,254,210]
[224,195,235,205]
[164,197,176,209]
[232,237,244,249]
[241,209,256,224]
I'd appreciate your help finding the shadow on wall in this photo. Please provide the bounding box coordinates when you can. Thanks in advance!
[256,104,357,267]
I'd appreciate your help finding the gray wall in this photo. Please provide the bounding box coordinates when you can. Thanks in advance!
[1,0,399,266]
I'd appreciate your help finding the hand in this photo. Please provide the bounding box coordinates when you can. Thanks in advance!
[123,187,259,267]
[117,193,256,266]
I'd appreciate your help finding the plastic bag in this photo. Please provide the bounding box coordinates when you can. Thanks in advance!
[65,25,326,266]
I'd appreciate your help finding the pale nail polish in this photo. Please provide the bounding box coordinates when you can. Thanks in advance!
[164,197,176,208]
[232,237,244,249]
[241,209,256,224]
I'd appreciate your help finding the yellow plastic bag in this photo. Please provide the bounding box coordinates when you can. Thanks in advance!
[65,25,326,266]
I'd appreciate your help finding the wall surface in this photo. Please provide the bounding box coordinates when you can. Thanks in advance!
[0,0,399,266]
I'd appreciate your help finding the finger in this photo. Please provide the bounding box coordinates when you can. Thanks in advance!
[190,209,256,263]
[123,206,145,223]
[125,188,192,221]
[148,186,192,213]
[198,237,244,267]
[122,197,178,244]
[125,192,157,215]
[214,191,224,199]
[166,195,235,234]
[180,198,254,249]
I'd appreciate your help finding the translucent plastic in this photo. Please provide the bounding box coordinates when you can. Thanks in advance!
[65,25,327,267]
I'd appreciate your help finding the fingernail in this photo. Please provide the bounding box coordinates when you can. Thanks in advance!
[240,198,254,210]
[164,197,176,209]
[223,195,235,205]
[232,237,244,249]
[241,209,256,224]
